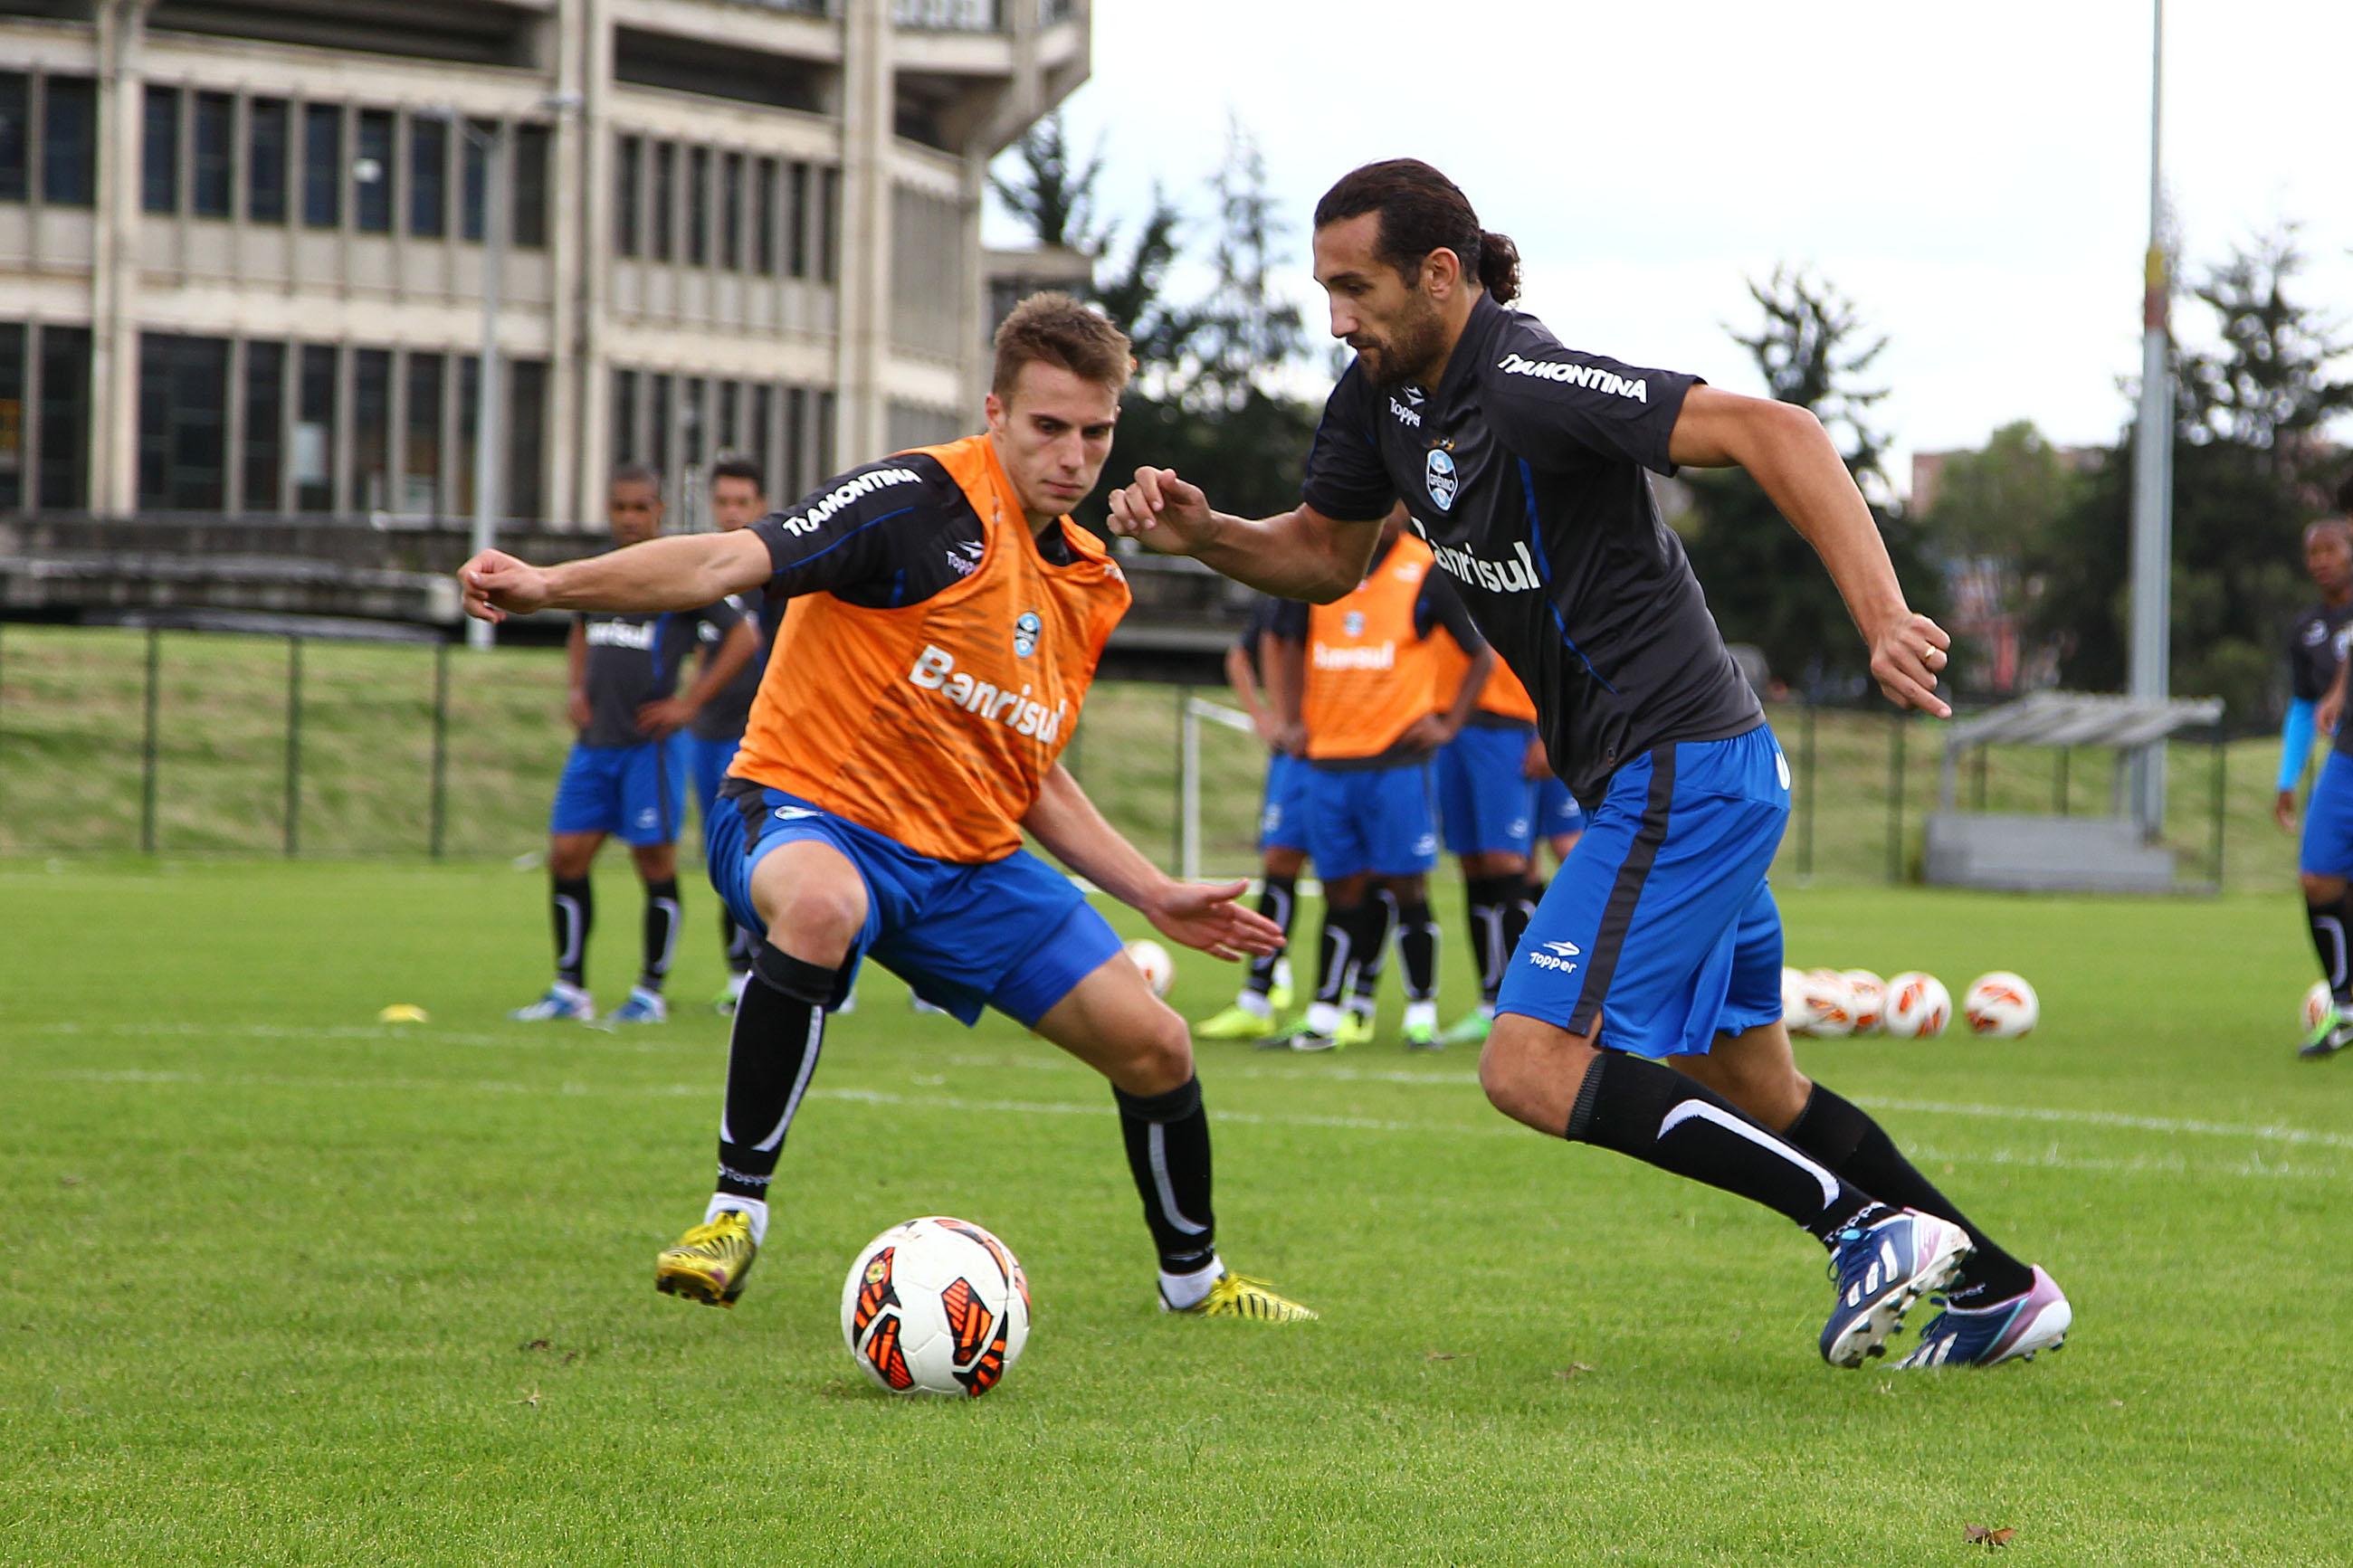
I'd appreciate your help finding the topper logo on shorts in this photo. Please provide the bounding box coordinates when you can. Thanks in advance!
[1528,938,1581,974]
[908,644,1067,743]
[1425,447,1458,511]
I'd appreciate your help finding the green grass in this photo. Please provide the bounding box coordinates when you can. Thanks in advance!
[3,860,2348,1563]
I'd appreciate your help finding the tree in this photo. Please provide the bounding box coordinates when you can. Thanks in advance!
[1925,420,2079,564]
[987,113,1102,254]
[1681,270,1939,693]
[1180,117,1307,413]
[2177,225,2353,483]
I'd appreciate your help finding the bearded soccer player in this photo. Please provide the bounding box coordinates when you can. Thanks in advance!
[1108,161,2068,1369]
[461,295,1314,1323]
[2283,489,2353,1060]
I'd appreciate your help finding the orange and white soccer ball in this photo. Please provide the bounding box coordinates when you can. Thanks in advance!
[1798,968,1857,1036]
[2303,980,2334,1034]
[842,1216,1031,1397]
[1781,966,1816,1031]
[1125,938,1175,998]
[1840,970,1887,1034]
[1882,971,1952,1039]
[1963,972,2040,1039]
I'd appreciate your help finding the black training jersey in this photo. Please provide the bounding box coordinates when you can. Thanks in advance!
[689,590,769,741]
[1235,594,1288,685]
[1300,292,1762,803]
[2287,600,2353,757]
[577,600,741,749]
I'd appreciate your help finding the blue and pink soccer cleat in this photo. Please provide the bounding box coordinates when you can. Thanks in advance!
[1897,1266,2072,1368]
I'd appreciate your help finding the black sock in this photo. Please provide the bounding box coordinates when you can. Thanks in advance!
[1463,874,1517,1004]
[1348,892,1397,1013]
[1244,874,1297,998]
[639,877,681,993]
[722,908,757,975]
[2310,899,2350,1006]
[714,945,834,1204]
[1313,901,1364,1007]
[1396,898,1439,1003]
[1506,888,1536,965]
[1113,1075,1217,1275]
[551,875,592,988]
[1565,1052,1886,1243]
[1784,1085,2034,1304]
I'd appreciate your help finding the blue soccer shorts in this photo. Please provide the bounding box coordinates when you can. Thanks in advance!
[1497,725,1789,1060]
[1304,762,1438,881]
[1533,773,1586,842]
[706,785,1124,1026]
[2301,748,2353,877]
[1434,722,1538,859]
[550,738,689,846]
[1259,752,1313,854]
[686,733,742,837]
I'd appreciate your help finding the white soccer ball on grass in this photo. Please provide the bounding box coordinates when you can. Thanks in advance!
[1882,972,1952,1039]
[2303,979,2334,1034]
[842,1216,1031,1397]
[1797,968,1857,1037]
[1125,938,1175,998]
[1962,972,2040,1039]
[1839,970,1887,1034]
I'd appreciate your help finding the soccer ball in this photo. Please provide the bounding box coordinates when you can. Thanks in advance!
[1797,968,1856,1037]
[841,1216,1031,1398]
[1781,966,1819,1031]
[1840,970,1887,1034]
[2305,979,2335,1033]
[1125,938,1175,998]
[1962,972,2040,1039]
[1882,972,1952,1039]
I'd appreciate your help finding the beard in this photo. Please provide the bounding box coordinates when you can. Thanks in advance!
[1353,290,1450,392]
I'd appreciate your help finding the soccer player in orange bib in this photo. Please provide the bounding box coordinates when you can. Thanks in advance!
[459,295,1315,1323]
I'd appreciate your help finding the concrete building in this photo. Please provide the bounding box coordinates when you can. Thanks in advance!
[0,0,1089,531]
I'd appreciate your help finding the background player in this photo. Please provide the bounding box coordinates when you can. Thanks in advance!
[462,295,1315,1323]
[1106,159,2067,1369]
[1194,594,1306,1041]
[691,455,775,1013]
[511,465,756,1025]
[1267,508,1490,1051]
[2285,485,2353,1058]
[1429,626,1543,1049]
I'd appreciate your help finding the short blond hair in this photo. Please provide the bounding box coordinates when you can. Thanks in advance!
[991,292,1132,398]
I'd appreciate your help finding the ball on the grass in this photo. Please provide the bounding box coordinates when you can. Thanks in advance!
[1839,970,1887,1034]
[1798,968,1857,1037]
[1882,972,1951,1039]
[841,1216,1030,1397]
[1125,937,1175,998]
[1962,972,2040,1038]
[2303,979,2333,1034]
[1781,966,1818,1032]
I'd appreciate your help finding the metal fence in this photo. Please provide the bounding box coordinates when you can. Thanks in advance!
[0,622,2286,889]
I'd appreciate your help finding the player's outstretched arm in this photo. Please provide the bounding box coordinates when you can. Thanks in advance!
[1105,468,1382,604]
[1023,764,1283,964]
[1668,385,1952,718]
[459,531,771,623]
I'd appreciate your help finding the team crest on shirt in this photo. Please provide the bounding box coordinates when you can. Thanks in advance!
[1424,447,1458,511]
[2306,620,2330,647]
[1013,611,1043,658]
[1343,611,1366,638]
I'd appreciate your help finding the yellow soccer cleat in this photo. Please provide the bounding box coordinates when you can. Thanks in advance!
[1336,1012,1377,1050]
[1163,1271,1319,1322]
[1193,1003,1279,1041]
[654,1210,758,1307]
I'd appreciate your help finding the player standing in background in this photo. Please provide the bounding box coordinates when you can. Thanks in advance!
[511,465,757,1026]
[2282,489,2353,1059]
[1108,159,2068,1368]
[1193,594,1307,1041]
[1267,508,1491,1051]
[1429,627,1544,1049]
[690,456,776,1014]
[462,295,1315,1323]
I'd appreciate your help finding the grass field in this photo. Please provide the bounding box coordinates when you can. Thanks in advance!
[4,859,2348,1564]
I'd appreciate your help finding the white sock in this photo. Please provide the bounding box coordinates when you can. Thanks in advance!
[705,1193,769,1247]
[1234,990,1272,1021]
[1158,1255,1226,1309]
[1404,999,1438,1033]
[1305,1000,1344,1036]
[1272,958,1294,992]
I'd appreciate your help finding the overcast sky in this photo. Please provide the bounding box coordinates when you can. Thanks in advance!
[985,0,2353,499]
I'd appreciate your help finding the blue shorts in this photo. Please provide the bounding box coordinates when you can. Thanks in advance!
[1434,723,1537,859]
[550,739,689,846]
[2301,749,2353,876]
[1304,762,1437,880]
[1259,752,1312,853]
[705,786,1124,1028]
[1535,774,1586,841]
[1497,725,1789,1059]
[686,734,742,834]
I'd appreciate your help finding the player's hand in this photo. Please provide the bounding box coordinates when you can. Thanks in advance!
[1251,708,1282,746]
[1144,879,1285,964]
[459,549,552,622]
[636,698,695,738]
[1272,719,1308,757]
[1106,467,1217,556]
[2276,788,2299,834]
[1396,713,1455,755]
[566,689,592,730]
[1522,736,1553,782]
[1869,611,1953,719]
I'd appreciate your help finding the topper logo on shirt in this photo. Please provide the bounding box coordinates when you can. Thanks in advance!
[1424,448,1458,512]
[1013,611,1043,658]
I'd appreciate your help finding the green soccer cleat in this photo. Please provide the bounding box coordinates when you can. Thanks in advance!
[2301,1011,2353,1060]
[1268,1017,1337,1052]
[1337,1011,1377,1050]
[1401,1018,1441,1050]
[1161,1272,1319,1322]
[655,1210,758,1307]
[1194,1003,1279,1041]
[1437,1009,1492,1049]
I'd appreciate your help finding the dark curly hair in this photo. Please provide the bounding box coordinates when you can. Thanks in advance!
[1313,158,1521,305]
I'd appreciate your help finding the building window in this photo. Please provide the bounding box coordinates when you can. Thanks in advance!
[192,90,233,219]
[719,152,743,271]
[243,340,285,512]
[686,146,710,266]
[138,333,232,511]
[141,86,180,215]
[512,122,549,249]
[459,119,490,241]
[455,356,479,513]
[786,162,808,278]
[649,372,672,477]
[0,73,27,203]
[681,375,706,467]
[817,166,840,283]
[248,98,289,223]
[750,385,774,493]
[815,389,836,478]
[0,322,24,509]
[354,109,395,233]
[650,141,675,262]
[404,351,443,514]
[42,75,98,208]
[409,116,446,238]
[36,325,91,510]
[301,104,342,228]
[353,347,391,509]
[783,385,806,498]
[753,157,777,276]
[507,358,546,521]
[610,367,637,463]
[295,344,336,511]
[614,135,641,257]
[717,380,739,454]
